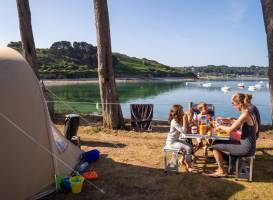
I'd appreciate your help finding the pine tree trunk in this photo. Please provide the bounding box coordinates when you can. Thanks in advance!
[16,0,54,118]
[93,0,124,129]
[261,0,273,125]
[16,0,39,78]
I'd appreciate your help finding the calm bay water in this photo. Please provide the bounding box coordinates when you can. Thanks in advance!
[47,80,271,124]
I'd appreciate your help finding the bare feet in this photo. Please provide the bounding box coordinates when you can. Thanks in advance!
[184,160,198,173]
[210,168,227,177]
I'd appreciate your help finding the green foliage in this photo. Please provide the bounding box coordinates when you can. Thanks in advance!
[7,41,266,79]
[7,41,22,52]
[180,65,268,77]
[7,41,195,79]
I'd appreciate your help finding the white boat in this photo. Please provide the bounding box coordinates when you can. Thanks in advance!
[221,85,230,92]
[237,82,245,88]
[248,86,257,91]
[202,83,212,87]
[255,84,263,89]
[255,82,264,89]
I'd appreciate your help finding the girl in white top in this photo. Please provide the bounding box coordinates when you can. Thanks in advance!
[166,105,195,172]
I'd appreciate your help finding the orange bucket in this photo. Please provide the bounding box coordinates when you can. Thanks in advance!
[82,171,98,180]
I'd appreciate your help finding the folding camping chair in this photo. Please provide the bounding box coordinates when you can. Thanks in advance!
[130,104,153,131]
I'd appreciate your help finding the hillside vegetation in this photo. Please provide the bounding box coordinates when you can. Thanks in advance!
[7,41,267,79]
[7,41,195,79]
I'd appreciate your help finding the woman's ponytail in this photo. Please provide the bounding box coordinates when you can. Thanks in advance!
[232,93,252,108]
[244,93,252,105]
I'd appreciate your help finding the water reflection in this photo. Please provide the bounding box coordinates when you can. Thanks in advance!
[47,80,271,124]
[47,81,184,114]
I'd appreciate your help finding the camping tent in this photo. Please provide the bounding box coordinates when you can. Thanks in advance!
[0,47,82,199]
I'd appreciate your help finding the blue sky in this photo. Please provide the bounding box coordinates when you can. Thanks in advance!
[0,0,268,67]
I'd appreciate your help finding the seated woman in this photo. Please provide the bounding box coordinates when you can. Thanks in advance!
[165,104,196,172]
[211,93,259,176]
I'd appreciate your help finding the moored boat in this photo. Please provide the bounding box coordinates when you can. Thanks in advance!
[221,85,230,92]
[248,86,256,91]
[237,82,245,88]
[202,83,212,87]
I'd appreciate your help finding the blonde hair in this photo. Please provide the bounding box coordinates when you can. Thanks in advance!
[197,102,207,111]
[232,93,252,108]
[168,104,184,125]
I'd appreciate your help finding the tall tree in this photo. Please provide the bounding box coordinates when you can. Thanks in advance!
[16,0,39,78]
[93,0,124,129]
[16,0,54,117]
[261,0,273,124]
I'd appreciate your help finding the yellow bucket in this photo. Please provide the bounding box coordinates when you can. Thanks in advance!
[69,176,84,194]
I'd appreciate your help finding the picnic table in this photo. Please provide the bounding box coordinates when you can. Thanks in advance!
[163,132,230,174]
[183,133,230,141]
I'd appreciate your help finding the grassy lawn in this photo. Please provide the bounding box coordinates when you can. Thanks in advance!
[43,125,273,200]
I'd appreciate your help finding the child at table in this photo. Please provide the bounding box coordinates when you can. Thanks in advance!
[197,102,213,123]
[165,104,196,172]
[195,102,213,156]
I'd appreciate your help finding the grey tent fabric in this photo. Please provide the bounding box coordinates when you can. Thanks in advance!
[130,104,153,131]
[0,47,82,200]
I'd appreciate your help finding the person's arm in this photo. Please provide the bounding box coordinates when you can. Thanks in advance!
[172,119,187,138]
[217,116,236,124]
[217,111,248,133]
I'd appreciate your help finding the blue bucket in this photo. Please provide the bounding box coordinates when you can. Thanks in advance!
[83,149,100,163]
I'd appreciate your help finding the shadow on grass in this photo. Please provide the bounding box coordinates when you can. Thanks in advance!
[43,154,245,200]
[80,140,127,148]
[184,147,273,184]
[253,147,273,183]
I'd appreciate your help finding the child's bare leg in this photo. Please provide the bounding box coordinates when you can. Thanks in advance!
[203,139,212,157]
